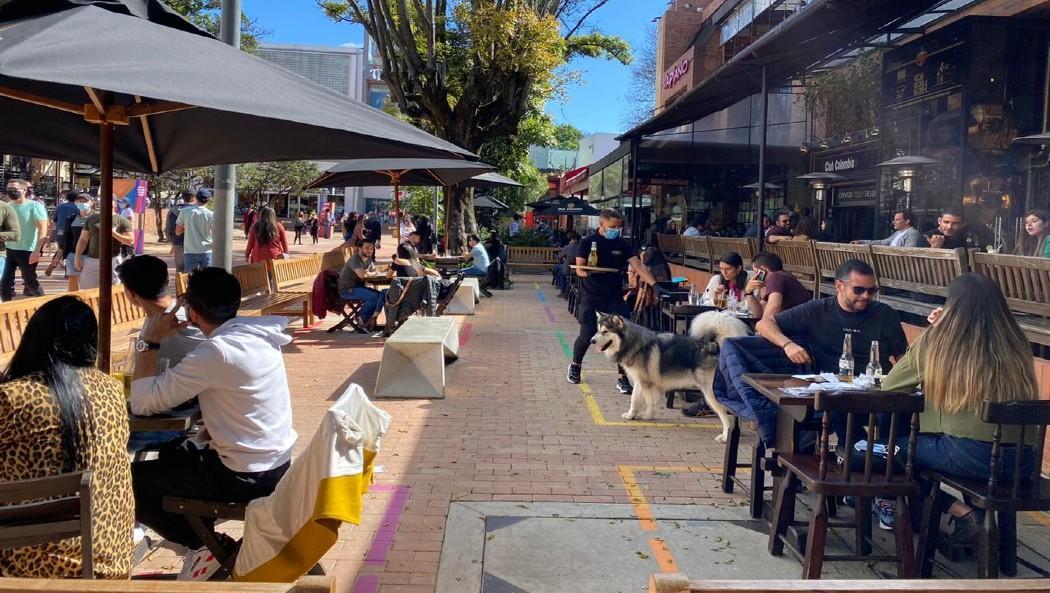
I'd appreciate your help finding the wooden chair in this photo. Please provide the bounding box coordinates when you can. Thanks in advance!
[769,390,924,579]
[916,400,1050,578]
[0,472,94,578]
[813,243,875,297]
[720,415,769,519]
[970,252,1050,346]
[768,240,820,299]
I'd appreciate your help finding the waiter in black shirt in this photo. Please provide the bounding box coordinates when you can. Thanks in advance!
[568,209,657,393]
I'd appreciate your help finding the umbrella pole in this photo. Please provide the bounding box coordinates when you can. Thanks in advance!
[394,178,401,244]
[443,185,451,255]
[98,122,114,372]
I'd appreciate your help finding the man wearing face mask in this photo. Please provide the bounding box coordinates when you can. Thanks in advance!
[569,209,657,393]
[2,179,48,301]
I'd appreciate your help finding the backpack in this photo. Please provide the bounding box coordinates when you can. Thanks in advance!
[485,257,508,290]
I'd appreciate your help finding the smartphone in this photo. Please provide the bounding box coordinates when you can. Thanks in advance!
[756,270,767,282]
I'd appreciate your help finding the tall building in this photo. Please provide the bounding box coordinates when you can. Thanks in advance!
[258,42,393,214]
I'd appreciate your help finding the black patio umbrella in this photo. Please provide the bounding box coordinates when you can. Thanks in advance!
[473,195,511,210]
[0,0,475,370]
[527,195,570,210]
[306,158,494,242]
[537,197,600,217]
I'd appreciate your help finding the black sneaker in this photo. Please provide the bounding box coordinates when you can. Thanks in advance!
[617,375,633,394]
[566,364,581,384]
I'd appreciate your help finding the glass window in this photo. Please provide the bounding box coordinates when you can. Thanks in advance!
[368,88,390,110]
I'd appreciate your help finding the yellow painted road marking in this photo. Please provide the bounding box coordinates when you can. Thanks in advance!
[648,538,679,573]
[583,393,719,429]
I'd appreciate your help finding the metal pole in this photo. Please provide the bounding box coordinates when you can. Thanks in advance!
[630,138,641,249]
[98,122,114,372]
[213,0,241,271]
[756,65,769,254]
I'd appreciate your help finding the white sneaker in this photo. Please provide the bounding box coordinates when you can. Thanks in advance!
[177,546,221,581]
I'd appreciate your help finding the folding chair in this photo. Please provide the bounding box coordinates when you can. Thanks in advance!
[0,472,94,578]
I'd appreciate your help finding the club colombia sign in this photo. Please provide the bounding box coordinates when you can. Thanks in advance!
[664,58,691,90]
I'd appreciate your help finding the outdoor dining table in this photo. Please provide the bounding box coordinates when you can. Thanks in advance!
[661,299,760,335]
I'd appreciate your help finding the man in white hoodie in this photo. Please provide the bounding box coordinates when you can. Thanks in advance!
[130,267,297,580]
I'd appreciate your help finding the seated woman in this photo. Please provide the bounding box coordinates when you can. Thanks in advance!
[881,273,1037,542]
[701,251,749,306]
[0,296,133,578]
[337,238,393,329]
[1015,209,1050,258]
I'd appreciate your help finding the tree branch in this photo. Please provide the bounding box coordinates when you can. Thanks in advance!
[563,0,609,39]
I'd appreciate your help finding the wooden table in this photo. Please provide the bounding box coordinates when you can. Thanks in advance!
[570,264,620,273]
[128,409,199,433]
[365,275,394,288]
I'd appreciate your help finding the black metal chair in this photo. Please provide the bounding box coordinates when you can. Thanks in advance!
[916,399,1050,578]
[769,390,924,579]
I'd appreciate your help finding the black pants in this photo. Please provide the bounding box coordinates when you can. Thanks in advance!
[132,439,289,548]
[1,248,41,301]
[572,296,630,366]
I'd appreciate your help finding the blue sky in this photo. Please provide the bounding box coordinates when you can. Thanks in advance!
[243,0,662,134]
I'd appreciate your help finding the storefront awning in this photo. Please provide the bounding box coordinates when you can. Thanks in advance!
[620,0,950,139]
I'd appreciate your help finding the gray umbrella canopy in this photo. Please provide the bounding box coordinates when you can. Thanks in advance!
[0,2,474,172]
[465,172,523,189]
[306,158,493,189]
[537,197,599,216]
[473,194,510,209]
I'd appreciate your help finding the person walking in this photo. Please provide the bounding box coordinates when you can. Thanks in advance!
[1,179,48,301]
[175,189,214,272]
[293,211,305,245]
[309,212,320,245]
[45,191,80,277]
[55,193,93,292]
[166,191,190,275]
[567,209,657,393]
[0,195,21,284]
[242,206,257,240]
[245,207,289,263]
[74,201,134,290]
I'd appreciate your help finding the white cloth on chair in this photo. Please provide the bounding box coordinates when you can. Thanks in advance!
[233,384,391,581]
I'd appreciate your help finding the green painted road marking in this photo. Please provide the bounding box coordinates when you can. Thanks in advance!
[555,330,572,360]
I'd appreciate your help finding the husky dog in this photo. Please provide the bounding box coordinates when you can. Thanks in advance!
[590,311,751,442]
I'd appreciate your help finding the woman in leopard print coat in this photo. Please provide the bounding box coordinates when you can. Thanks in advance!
[0,296,134,578]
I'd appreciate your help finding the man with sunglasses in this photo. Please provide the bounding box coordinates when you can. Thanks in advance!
[757,259,906,378]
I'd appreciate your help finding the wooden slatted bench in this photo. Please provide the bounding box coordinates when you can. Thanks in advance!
[971,252,1050,346]
[269,255,323,326]
[869,246,968,317]
[0,287,146,368]
[680,236,712,273]
[768,240,820,299]
[0,576,334,593]
[706,237,758,270]
[649,575,1050,593]
[813,242,876,296]
[507,246,560,275]
[231,262,310,327]
[657,233,685,265]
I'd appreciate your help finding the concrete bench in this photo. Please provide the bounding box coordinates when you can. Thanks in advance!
[444,277,480,315]
[375,317,459,399]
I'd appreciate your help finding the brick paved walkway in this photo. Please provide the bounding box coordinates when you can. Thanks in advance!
[134,271,735,591]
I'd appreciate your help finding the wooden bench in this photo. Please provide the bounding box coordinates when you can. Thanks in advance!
[231,262,310,327]
[869,246,968,317]
[679,236,712,273]
[0,576,334,592]
[507,246,560,274]
[813,242,876,296]
[768,240,820,299]
[0,287,146,368]
[269,256,323,326]
[374,316,459,399]
[649,575,1050,593]
[706,237,758,269]
[971,252,1050,346]
[657,233,685,265]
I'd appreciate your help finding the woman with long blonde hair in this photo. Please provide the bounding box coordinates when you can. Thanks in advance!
[881,273,1037,542]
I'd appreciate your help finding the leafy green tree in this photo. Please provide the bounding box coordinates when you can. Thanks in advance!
[622,23,656,129]
[166,0,266,51]
[553,123,583,150]
[319,0,629,249]
[238,161,321,208]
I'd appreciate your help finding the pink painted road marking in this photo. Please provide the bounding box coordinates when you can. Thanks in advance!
[459,322,473,347]
[353,575,379,593]
[543,304,557,323]
[363,484,410,565]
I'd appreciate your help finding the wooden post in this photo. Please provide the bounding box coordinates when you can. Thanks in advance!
[97,121,114,373]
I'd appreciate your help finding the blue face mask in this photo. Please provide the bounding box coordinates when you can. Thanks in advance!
[604,227,620,240]
[76,203,91,213]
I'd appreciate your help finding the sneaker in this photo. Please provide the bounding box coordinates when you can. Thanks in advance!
[872,498,896,531]
[616,375,633,394]
[946,511,978,546]
[681,402,714,417]
[177,546,221,581]
[566,363,581,384]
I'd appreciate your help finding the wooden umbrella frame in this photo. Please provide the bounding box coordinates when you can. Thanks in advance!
[0,83,192,371]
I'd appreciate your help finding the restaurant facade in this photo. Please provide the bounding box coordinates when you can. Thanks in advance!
[598,0,1050,246]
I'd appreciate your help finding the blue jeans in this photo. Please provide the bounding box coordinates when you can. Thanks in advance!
[184,252,212,272]
[463,266,487,278]
[340,286,386,320]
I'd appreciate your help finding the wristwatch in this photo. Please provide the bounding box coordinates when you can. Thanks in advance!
[135,339,161,352]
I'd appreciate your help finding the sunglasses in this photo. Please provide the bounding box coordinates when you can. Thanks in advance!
[850,285,880,296]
